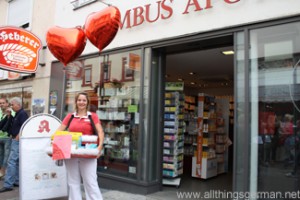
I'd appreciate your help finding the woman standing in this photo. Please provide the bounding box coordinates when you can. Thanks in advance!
[56,92,104,200]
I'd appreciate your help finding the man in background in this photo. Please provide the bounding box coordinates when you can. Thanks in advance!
[0,97,28,193]
[0,98,13,178]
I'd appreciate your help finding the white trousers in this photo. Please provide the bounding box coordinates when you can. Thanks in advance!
[64,158,103,200]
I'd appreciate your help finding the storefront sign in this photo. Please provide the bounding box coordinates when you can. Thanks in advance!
[55,1,300,53]
[20,114,67,200]
[0,26,42,73]
[121,0,240,29]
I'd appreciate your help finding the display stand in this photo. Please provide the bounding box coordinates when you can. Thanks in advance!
[20,114,67,200]
[162,82,184,187]
[192,93,218,179]
[162,178,181,188]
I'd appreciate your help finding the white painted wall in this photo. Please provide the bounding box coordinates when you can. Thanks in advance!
[0,0,56,115]
[0,1,8,25]
[53,0,300,56]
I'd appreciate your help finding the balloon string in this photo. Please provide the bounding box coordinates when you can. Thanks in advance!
[98,0,112,6]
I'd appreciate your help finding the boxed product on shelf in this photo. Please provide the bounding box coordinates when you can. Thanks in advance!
[163,154,183,163]
[163,168,183,177]
[202,149,216,159]
[216,144,226,153]
[96,110,126,120]
[217,154,225,163]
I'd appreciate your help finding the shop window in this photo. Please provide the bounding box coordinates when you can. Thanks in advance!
[70,0,97,9]
[0,87,32,116]
[63,51,142,179]
[249,22,300,195]
[82,65,92,87]
[7,0,32,29]
[97,50,142,178]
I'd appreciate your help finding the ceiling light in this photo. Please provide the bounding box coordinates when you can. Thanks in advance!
[178,78,183,81]
[222,50,234,55]
[191,82,196,85]
[189,72,195,75]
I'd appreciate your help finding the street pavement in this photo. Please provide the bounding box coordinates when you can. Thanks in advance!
[0,178,176,200]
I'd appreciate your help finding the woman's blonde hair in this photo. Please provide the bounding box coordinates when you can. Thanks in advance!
[74,92,90,112]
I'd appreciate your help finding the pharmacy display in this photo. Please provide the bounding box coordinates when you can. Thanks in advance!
[191,94,230,179]
[162,83,185,187]
[20,114,67,200]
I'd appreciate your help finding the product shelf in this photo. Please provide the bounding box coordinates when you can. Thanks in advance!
[162,87,185,187]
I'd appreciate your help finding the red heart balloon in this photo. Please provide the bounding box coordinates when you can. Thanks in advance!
[84,6,121,52]
[46,26,87,66]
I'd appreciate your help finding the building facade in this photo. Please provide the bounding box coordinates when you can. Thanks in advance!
[1,0,300,198]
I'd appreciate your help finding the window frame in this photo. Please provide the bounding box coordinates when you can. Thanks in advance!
[70,0,97,10]
[82,65,92,87]
[100,61,111,83]
[122,57,134,82]
[7,0,32,29]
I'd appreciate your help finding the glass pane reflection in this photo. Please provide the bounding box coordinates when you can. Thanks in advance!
[250,22,300,196]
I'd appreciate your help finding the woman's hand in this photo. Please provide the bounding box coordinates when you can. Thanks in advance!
[97,145,103,159]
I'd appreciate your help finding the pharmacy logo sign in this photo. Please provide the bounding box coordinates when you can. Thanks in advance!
[0,26,42,73]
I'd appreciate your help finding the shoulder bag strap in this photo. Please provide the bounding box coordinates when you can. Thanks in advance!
[88,114,97,135]
[65,114,74,130]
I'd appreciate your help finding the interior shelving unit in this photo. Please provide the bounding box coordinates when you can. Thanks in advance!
[192,93,218,179]
[215,97,230,174]
[183,95,197,156]
[162,89,185,187]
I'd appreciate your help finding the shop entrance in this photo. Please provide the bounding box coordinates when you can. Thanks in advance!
[156,35,235,195]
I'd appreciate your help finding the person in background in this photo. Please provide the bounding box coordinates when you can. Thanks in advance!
[286,119,300,177]
[282,114,295,168]
[0,97,28,193]
[0,97,13,178]
[55,92,104,200]
[271,115,281,163]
